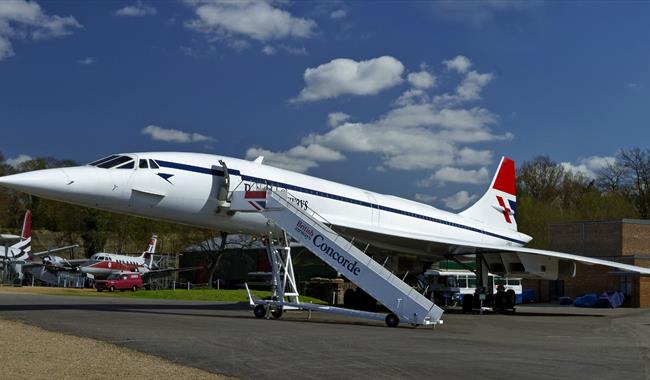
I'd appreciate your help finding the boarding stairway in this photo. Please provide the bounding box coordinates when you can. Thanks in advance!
[231,189,444,327]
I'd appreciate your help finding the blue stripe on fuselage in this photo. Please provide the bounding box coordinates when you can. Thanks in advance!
[156,160,525,245]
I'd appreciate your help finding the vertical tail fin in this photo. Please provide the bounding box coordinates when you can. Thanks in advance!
[459,157,518,231]
[10,210,32,260]
[21,209,32,240]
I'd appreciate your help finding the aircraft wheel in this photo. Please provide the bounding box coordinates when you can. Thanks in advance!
[271,307,283,319]
[132,285,137,292]
[385,313,400,328]
[253,304,267,318]
[109,286,115,292]
[343,289,357,309]
[462,294,473,313]
[505,289,516,310]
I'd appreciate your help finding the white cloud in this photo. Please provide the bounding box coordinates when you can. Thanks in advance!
[185,0,316,47]
[407,70,436,89]
[414,193,437,205]
[250,56,510,185]
[261,45,276,55]
[115,1,157,17]
[280,45,307,56]
[327,112,350,128]
[418,166,489,187]
[141,125,215,143]
[79,57,94,65]
[443,55,472,73]
[442,191,477,210]
[330,9,346,20]
[0,0,82,61]
[293,56,405,102]
[245,144,345,173]
[456,70,493,101]
[560,155,617,180]
[431,1,540,28]
[5,154,33,168]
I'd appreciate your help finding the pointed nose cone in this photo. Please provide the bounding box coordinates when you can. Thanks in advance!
[0,169,71,199]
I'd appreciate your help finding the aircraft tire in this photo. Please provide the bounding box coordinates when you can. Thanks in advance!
[385,313,400,328]
[505,289,516,310]
[271,307,283,319]
[253,304,266,318]
[343,289,357,309]
[462,294,473,313]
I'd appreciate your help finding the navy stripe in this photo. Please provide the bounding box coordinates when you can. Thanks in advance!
[157,160,525,245]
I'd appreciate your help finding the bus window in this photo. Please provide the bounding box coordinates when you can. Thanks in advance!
[446,276,457,287]
[494,277,507,286]
[457,276,468,288]
[507,279,520,286]
[468,277,476,288]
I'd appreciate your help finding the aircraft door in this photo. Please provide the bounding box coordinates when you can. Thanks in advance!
[365,192,380,227]
[126,157,169,211]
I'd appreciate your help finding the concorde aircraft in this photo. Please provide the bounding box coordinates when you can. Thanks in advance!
[0,152,649,282]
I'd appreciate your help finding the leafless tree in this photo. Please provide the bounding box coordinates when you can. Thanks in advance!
[617,148,650,218]
[517,156,566,200]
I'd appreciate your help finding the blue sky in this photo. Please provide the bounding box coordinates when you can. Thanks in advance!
[1,1,649,210]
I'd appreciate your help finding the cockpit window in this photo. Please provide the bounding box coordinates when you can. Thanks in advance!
[116,161,134,169]
[139,159,148,169]
[97,156,132,169]
[89,155,118,166]
[149,159,159,169]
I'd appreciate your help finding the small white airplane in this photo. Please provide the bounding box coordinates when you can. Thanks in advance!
[79,234,157,279]
[0,210,78,280]
[0,152,648,284]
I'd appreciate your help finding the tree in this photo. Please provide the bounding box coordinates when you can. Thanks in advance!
[617,148,650,218]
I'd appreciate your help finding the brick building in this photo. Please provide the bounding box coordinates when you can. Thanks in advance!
[524,219,650,307]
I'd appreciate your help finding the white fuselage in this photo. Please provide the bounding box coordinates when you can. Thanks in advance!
[0,152,531,257]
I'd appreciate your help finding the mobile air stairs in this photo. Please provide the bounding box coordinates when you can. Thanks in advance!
[231,189,444,328]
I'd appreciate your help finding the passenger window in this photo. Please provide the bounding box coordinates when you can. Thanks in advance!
[149,159,159,169]
[139,159,148,169]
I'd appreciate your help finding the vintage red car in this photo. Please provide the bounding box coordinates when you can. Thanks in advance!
[95,273,143,292]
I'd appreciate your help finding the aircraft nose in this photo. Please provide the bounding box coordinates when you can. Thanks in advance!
[0,168,71,197]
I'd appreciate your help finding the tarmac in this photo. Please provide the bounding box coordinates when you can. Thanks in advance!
[0,292,648,380]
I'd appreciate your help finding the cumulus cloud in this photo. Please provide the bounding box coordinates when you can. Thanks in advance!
[330,9,346,20]
[418,166,490,187]
[444,55,472,73]
[261,45,276,55]
[245,144,345,173]
[327,112,350,128]
[442,191,477,210]
[0,0,82,61]
[560,155,617,180]
[414,193,437,205]
[407,70,436,89]
[115,1,157,17]
[292,56,405,102]
[184,0,316,48]
[430,1,541,28]
[141,125,215,143]
[250,55,510,188]
[5,154,33,168]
